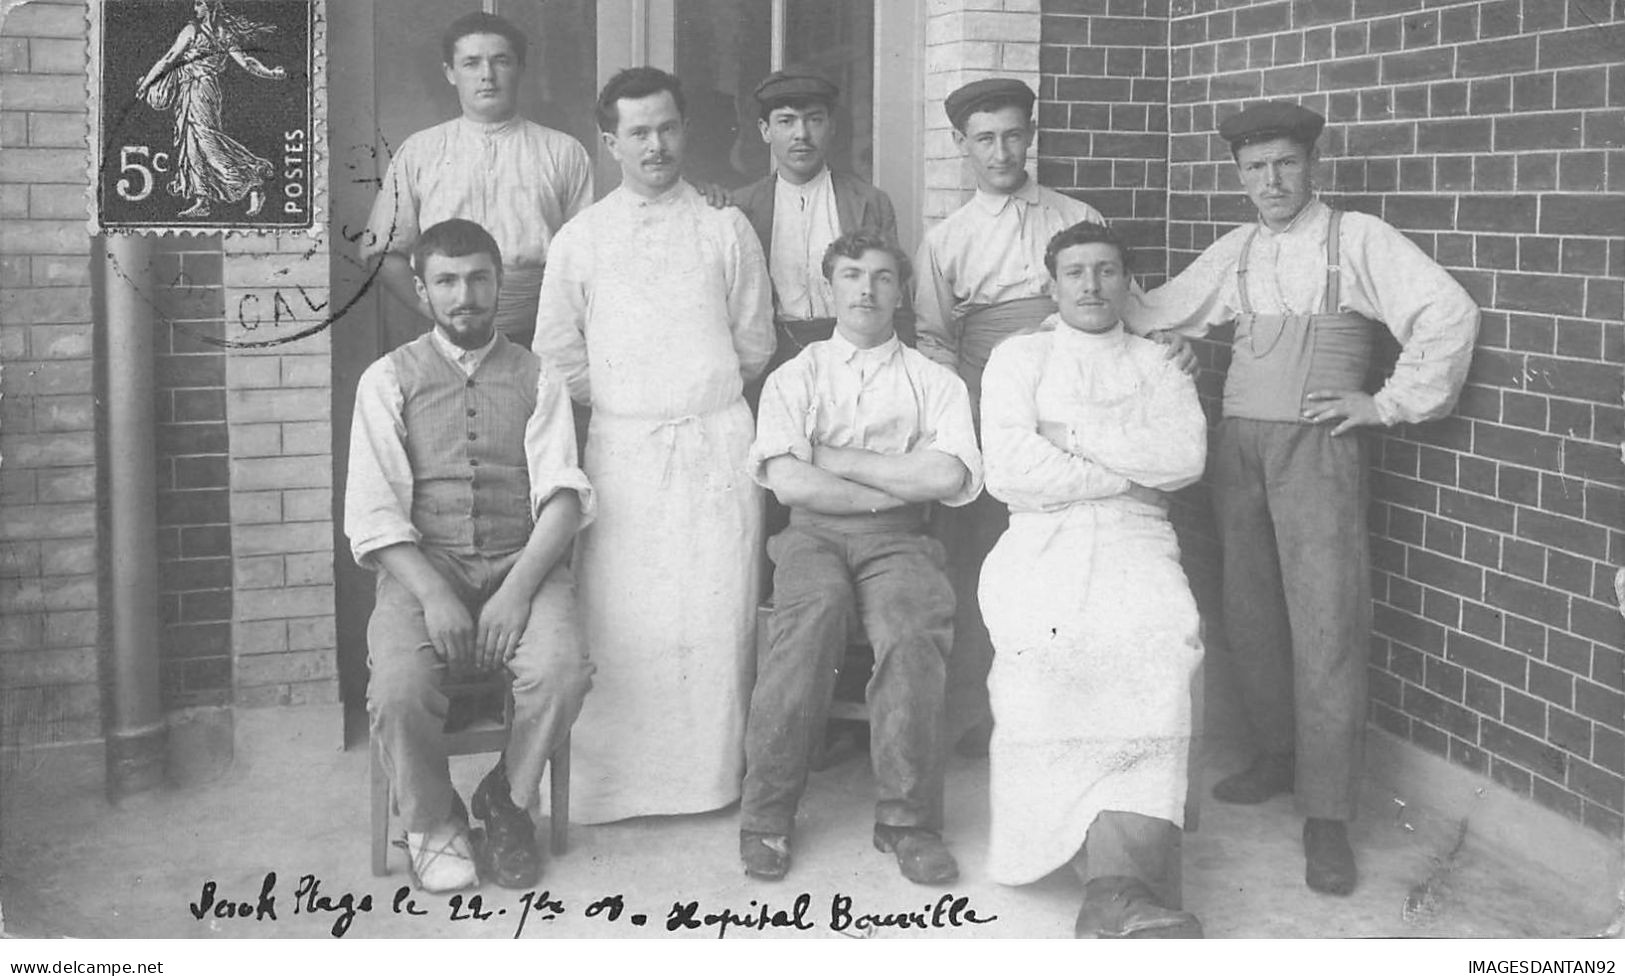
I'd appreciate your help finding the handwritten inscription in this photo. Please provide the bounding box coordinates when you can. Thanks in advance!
[188,873,998,938]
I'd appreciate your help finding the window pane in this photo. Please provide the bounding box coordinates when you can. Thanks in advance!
[497,0,599,164]
[674,0,773,189]
[785,0,874,182]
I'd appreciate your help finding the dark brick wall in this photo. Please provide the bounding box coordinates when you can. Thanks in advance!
[152,236,234,707]
[1041,0,1625,839]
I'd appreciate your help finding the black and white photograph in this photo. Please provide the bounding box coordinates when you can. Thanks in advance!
[0,0,1621,960]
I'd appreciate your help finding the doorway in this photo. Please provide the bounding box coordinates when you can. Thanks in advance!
[326,0,920,744]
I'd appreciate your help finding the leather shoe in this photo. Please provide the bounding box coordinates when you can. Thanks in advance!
[873,824,959,885]
[1075,877,1203,939]
[470,760,542,889]
[740,831,792,881]
[1303,817,1357,895]
[1212,752,1294,804]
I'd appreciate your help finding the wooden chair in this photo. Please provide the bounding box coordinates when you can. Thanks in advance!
[370,674,571,877]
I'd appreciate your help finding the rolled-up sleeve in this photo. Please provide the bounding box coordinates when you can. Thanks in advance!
[981,338,1130,511]
[525,364,595,530]
[920,362,984,507]
[343,357,419,568]
[747,361,814,487]
[725,210,776,383]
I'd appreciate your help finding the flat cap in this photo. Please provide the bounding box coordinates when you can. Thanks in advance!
[944,78,1035,131]
[754,70,839,110]
[1217,101,1325,148]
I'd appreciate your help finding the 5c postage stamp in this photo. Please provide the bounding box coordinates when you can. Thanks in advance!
[90,0,316,233]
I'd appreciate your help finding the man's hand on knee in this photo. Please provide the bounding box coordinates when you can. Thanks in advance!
[422,587,477,677]
[476,583,533,672]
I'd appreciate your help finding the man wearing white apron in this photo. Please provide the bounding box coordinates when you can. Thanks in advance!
[533,67,775,824]
[980,221,1207,938]
[362,12,593,349]
[1128,102,1479,896]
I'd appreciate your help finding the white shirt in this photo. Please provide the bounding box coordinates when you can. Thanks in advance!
[361,116,593,270]
[913,177,1106,369]
[768,168,841,320]
[750,330,985,508]
[1125,198,1481,425]
[343,329,595,568]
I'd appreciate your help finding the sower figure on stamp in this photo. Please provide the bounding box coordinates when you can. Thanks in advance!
[361,12,593,349]
[913,79,1195,757]
[133,0,287,219]
[1128,102,1479,895]
[741,230,982,885]
[732,70,903,371]
[532,68,775,825]
[345,219,594,893]
[979,222,1207,939]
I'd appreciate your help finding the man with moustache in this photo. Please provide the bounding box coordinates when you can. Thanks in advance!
[532,67,775,824]
[345,218,594,892]
[914,79,1192,757]
[1129,102,1479,896]
[979,221,1207,938]
[742,230,981,885]
[362,12,593,348]
[732,71,902,364]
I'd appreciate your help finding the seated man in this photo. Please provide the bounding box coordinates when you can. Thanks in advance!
[978,222,1208,937]
[345,218,594,893]
[742,230,983,885]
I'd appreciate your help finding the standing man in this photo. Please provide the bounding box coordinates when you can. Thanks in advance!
[979,221,1207,938]
[913,78,1111,756]
[732,70,902,363]
[346,219,594,893]
[1130,102,1479,895]
[743,231,981,885]
[532,67,775,824]
[362,12,593,349]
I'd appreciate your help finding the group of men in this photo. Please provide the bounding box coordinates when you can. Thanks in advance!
[345,11,1480,939]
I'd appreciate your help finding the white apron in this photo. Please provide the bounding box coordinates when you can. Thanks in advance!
[979,504,1202,884]
[565,192,764,824]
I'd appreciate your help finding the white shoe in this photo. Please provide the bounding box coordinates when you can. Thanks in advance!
[405,817,478,892]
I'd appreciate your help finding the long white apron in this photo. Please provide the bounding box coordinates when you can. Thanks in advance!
[978,505,1202,884]
[566,198,763,824]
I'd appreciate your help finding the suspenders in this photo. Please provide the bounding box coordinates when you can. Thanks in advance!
[1235,208,1344,317]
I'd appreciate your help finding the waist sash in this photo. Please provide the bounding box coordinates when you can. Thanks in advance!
[958,295,1057,375]
[1221,209,1377,423]
[494,265,545,346]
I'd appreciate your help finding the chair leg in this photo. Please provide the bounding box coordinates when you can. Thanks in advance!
[371,738,391,876]
[549,732,570,856]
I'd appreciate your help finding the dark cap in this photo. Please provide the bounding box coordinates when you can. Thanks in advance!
[1217,101,1325,149]
[754,70,839,112]
[944,78,1035,131]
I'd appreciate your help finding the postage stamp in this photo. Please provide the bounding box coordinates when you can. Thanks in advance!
[89,0,316,233]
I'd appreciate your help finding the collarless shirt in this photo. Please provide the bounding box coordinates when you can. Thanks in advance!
[361,116,593,271]
[913,177,1106,369]
[749,329,984,508]
[769,167,840,321]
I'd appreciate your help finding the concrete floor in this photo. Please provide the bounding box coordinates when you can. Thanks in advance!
[2,663,1616,941]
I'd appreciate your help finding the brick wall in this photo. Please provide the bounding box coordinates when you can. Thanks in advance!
[223,237,338,708]
[152,236,234,707]
[1039,0,1173,280]
[0,0,101,747]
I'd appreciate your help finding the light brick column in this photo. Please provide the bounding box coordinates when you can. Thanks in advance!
[0,0,102,746]
[923,0,1042,226]
[223,235,338,707]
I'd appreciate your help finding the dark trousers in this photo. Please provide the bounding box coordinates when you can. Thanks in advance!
[1073,811,1184,909]
[938,491,1006,741]
[1212,418,1371,821]
[742,520,955,835]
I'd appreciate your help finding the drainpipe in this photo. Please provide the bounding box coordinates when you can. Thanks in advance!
[103,232,166,798]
